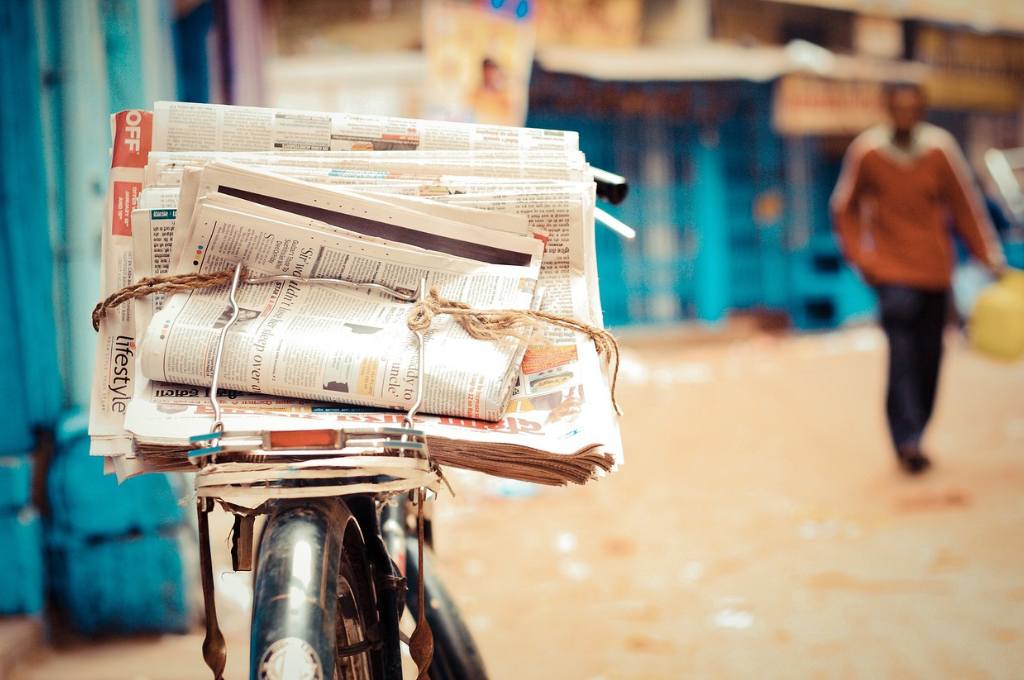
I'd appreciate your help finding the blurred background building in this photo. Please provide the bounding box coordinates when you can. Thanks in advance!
[8,0,1024,407]
[260,0,1024,329]
[0,0,1022,669]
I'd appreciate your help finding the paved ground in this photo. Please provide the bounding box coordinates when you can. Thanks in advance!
[12,327,1024,679]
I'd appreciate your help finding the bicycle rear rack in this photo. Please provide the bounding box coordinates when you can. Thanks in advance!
[190,264,442,679]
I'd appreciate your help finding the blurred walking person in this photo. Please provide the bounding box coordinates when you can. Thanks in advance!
[831,82,1005,474]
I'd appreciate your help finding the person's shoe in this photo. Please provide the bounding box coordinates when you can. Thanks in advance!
[897,445,932,475]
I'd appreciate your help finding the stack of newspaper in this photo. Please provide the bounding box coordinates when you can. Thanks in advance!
[90,102,622,486]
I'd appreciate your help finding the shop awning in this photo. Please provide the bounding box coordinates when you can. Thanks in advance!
[535,40,929,84]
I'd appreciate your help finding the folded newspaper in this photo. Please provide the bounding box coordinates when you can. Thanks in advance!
[90,102,623,486]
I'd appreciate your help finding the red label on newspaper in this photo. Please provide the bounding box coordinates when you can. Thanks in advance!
[111,109,153,169]
[112,181,141,236]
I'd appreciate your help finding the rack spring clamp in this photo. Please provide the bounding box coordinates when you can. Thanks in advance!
[193,266,439,679]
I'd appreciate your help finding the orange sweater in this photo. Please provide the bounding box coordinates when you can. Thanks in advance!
[830,123,1005,290]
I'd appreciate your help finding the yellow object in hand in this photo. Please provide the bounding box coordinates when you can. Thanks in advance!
[969,269,1024,361]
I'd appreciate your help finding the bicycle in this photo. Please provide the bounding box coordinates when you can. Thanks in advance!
[192,170,628,680]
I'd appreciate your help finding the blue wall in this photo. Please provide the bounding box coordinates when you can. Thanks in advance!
[527,70,883,330]
[0,0,63,432]
[0,0,195,631]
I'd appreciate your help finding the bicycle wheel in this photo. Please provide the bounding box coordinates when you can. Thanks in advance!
[406,538,489,680]
[334,540,375,680]
[251,499,378,680]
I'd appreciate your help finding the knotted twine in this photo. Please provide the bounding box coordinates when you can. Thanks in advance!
[91,270,242,331]
[92,269,622,414]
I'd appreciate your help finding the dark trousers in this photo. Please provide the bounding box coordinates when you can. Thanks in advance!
[876,285,949,451]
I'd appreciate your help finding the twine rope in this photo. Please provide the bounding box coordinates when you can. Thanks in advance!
[408,287,621,414]
[92,269,622,413]
[91,270,245,331]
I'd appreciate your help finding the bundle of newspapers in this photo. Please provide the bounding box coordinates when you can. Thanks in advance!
[89,102,622,487]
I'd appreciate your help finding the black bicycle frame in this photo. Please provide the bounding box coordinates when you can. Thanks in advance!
[248,493,488,680]
[249,495,404,679]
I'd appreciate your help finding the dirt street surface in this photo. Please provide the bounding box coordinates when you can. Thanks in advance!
[14,327,1024,679]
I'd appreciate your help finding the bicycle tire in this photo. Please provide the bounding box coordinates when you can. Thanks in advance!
[406,538,490,680]
[251,499,378,680]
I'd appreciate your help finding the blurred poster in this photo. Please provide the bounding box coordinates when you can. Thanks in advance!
[852,15,903,59]
[423,0,535,126]
[914,25,1024,112]
[537,0,642,49]
[773,75,886,136]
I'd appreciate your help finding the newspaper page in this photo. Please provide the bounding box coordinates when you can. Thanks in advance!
[168,163,539,279]
[165,161,536,270]
[131,188,182,337]
[89,110,154,445]
[152,101,579,154]
[126,336,619,459]
[435,185,600,322]
[92,105,581,444]
[124,185,621,462]
[93,188,181,459]
[144,151,587,189]
[92,104,623,480]
[138,196,542,420]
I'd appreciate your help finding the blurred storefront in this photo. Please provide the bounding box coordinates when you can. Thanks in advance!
[244,0,1024,329]
[9,0,1024,390]
[525,0,1024,328]
[249,0,1024,329]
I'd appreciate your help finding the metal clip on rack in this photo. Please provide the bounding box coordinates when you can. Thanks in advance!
[187,264,433,472]
[192,265,440,680]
